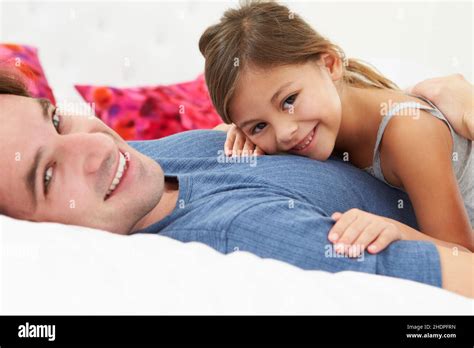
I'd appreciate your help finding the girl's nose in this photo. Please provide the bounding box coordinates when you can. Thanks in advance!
[275,122,298,146]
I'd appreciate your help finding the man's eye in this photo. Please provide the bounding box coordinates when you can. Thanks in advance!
[251,122,267,135]
[44,166,54,194]
[52,108,61,132]
[282,94,297,111]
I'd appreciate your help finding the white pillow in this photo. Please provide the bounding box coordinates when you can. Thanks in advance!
[1,215,471,314]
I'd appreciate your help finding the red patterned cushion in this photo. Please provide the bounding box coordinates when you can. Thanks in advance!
[0,43,56,104]
[75,74,222,140]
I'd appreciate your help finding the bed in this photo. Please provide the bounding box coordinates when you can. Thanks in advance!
[1,214,471,314]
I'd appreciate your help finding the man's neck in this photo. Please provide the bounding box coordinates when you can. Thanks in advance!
[129,177,180,233]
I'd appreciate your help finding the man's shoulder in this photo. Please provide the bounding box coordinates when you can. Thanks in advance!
[128,130,226,159]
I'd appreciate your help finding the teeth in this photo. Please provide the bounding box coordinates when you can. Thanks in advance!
[105,152,127,199]
[293,129,315,151]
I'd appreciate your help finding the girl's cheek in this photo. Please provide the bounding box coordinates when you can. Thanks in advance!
[255,134,275,154]
[299,95,326,122]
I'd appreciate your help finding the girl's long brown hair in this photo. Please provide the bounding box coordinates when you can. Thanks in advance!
[199,0,399,124]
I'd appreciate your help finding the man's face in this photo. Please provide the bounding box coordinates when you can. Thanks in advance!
[0,95,165,234]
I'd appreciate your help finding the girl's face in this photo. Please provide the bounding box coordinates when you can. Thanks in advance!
[229,58,343,160]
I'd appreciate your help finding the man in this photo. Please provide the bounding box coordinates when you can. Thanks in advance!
[0,71,472,298]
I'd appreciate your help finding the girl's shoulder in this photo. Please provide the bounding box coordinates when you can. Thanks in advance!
[382,107,453,154]
[377,91,452,150]
[377,98,453,188]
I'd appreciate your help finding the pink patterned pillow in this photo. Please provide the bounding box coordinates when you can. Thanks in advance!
[0,43,56,104]
[75,74,222,141]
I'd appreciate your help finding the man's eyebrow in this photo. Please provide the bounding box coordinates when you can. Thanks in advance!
[24,99,53,207]
[25,146,45,208]
[237,81,294,129]
[36,98,53,121]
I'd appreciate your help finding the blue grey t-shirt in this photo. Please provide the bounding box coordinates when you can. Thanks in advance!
[129,130,441,287]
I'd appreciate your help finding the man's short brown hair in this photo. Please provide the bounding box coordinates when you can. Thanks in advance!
[0,66,31,217]
[0,66,31,97]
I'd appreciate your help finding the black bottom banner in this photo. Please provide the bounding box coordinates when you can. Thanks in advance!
[0,315,472,346]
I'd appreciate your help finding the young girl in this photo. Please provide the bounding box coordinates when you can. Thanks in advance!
[200,1,473,255]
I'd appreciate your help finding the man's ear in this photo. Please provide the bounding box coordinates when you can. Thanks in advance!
[318,53,344,82]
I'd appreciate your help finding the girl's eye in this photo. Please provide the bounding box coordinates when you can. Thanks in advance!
[251,122,267,135]
[282,94,297,111]
[44,166,54,194]
[52,108,61,132]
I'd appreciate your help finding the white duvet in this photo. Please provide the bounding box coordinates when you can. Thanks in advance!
[1,215,472,315]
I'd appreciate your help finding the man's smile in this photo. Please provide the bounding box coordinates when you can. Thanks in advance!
[104,150,130,200]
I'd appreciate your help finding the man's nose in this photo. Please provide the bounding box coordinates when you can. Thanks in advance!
[57,133,116,174]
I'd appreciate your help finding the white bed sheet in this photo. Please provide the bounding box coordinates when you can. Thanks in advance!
[1,215,472,315]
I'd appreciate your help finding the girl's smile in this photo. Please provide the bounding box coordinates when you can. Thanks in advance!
[289,123,319,154]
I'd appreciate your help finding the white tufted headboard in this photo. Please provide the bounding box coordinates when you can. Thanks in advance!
[0,0,472,104]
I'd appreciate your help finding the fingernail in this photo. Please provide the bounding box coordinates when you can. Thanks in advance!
[368,245,377,252]
[328,233,338,242]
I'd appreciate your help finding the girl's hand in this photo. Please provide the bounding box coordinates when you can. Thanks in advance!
[406,74,474,140]
[224,124,265,156]
[328,208,402,257]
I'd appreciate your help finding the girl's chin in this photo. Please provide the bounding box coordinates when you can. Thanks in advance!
[307,142,335,161]
[307,152,329,161]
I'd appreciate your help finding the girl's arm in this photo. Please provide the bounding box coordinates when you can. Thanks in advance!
[329,209,473,297]
[380,110,473,250]
[329,209,473,298]
[329,208,470,255]
[382,215,470,252]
